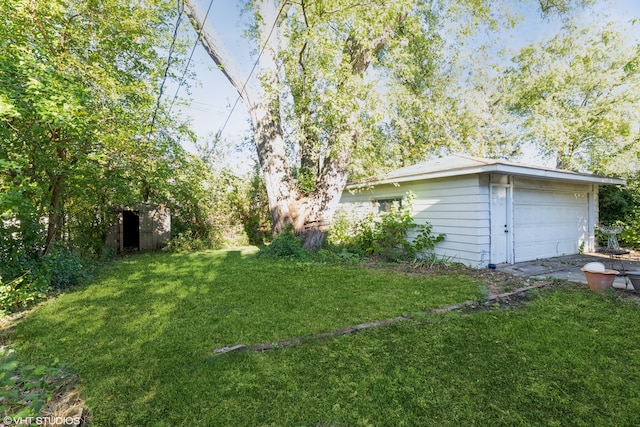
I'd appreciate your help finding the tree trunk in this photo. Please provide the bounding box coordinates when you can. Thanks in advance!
[298,144,350,251]
[187,0,351,251]
[252,101,300,234]
[249,0,305,236]
[45,174,64,255]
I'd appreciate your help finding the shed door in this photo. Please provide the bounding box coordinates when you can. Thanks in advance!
[513,185,589,262]
[490,185,512,264]
[122,210,140,251]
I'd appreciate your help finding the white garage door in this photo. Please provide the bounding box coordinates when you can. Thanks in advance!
[513,181,589,263]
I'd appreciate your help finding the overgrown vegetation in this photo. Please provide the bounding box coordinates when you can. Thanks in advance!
[0,248,90,314]
[260,194,445,264]
[598,174,640,249]
[329,193,445,262]
[261,193,445,263]
[0,346,74,419]
[0,0,216,312]
[351,200,445,262]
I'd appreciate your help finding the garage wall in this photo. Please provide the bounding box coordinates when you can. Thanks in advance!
[512,177,592,262]
[340,174,490,267]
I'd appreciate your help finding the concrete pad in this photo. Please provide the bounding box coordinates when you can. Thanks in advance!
[496,252,640,292]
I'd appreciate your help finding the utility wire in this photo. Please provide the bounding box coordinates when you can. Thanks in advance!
[168,0,215,115]
[217,0,288,138]
[169,0,289,139]
[147,0,185,142]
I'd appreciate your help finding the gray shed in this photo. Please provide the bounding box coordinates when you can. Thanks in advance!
[105,203,170,253]
[340,155,625,268]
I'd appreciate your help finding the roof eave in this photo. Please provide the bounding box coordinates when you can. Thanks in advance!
[346,163,626,189]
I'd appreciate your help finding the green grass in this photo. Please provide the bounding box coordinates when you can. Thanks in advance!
[7,248,640,426]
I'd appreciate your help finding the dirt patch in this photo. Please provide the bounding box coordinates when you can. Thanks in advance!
[360,258,539,297]
[40,386,89,426]
[462,267,542,296]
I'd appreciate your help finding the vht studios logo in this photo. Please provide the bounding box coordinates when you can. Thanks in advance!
[2,415,81,426]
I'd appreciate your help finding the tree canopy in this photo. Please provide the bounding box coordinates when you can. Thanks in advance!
[0,0,211,288]
[503,18,640,174]
[187,0,597,249]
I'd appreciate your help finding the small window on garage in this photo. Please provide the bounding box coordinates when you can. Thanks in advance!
[372,197,403,213]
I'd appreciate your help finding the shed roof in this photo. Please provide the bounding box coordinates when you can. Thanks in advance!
[348,154,626,188]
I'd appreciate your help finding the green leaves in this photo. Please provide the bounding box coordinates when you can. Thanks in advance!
[278,0,446,177]
[0,0,213,284]
[0,347,66,418]
[503,19,640,173]
[330,192,446,262]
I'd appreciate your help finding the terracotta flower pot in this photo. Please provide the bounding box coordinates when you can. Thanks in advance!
[581,268,619,292]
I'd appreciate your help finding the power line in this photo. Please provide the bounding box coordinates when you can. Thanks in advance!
[147,0,186,142]
[217,0,288,138]
[168,0,215,115]
[169,1,289,139]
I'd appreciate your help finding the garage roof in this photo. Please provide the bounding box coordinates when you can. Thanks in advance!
[349,154,626,188]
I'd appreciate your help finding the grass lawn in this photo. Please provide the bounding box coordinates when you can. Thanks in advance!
[6,248,640,426]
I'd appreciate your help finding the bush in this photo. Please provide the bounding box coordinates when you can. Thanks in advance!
[165,231,215,253]
[599,179,640,225]
[355,210,414,261]
[616,213,640,250]
[260,227,309,260]
[46,249,90,290]
[598,174,640,250]
[314,246,362,263]
[0,249,91,314]
[329,193,445,262]
[0,275,45,314]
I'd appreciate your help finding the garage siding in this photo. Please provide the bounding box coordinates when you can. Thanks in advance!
[339,175,490,267]
[512,178,590,262]
[339,156,617,268]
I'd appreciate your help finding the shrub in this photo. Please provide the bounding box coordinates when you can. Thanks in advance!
[0,274,45,314]
[165,231,214,253]
[327,207,356,246]
[598,173,640,250]
[355,209,415,261]
[599,175,640,225]
[0,248,91,314]
[330,193,445,262]
[314,246,362,263]
[260,227,309,259]
[45,249,90,290]
[617,213,640,250]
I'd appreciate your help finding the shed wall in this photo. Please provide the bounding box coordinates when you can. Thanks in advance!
[139,205,171,251]
[105,204,170,253]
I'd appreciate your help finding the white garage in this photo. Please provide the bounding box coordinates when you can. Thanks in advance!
[339,155,625,268]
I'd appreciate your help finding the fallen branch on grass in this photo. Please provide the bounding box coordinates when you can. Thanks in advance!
[213,282,549,355]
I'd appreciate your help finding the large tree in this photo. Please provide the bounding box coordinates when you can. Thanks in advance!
[186,0,593,250]
[503,19,640,174]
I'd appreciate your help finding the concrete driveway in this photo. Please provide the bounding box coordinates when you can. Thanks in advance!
[497,251,640,291]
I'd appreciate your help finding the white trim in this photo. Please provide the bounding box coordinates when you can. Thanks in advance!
[490,181,513,264]
[347,155,626,189]
[587,185,598,253]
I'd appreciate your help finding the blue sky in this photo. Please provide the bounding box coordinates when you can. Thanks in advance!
[173,0,640,168]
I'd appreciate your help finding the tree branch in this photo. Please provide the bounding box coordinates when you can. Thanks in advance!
[184,0,256,107]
